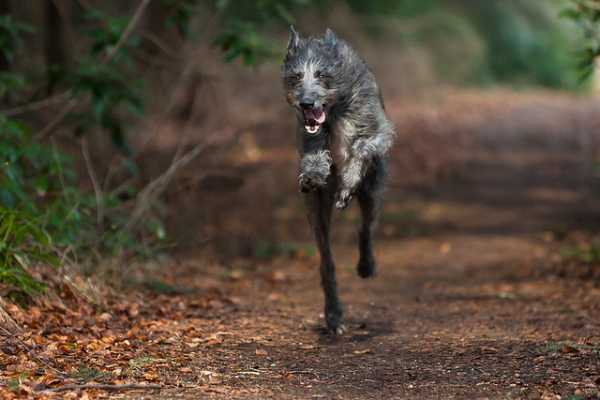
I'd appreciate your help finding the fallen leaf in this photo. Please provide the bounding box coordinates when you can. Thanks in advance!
[98,313,112,322]
[255,349,268,356]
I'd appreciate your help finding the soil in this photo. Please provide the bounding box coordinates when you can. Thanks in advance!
[3,92,600,400]
[140,121,600,398]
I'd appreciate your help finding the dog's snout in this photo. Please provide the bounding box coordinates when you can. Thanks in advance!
[300,101,315,110]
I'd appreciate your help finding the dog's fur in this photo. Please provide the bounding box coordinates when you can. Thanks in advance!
[282,27,395,334]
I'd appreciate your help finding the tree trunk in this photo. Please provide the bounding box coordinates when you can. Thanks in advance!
[45,0,67,94]
[0,0,11,72]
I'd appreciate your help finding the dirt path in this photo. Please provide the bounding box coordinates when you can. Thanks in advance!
[128,137,600,399]
[5,103,600,399]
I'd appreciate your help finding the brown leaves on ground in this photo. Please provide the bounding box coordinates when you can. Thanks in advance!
[0,262,249,399]
[0,255,313,399]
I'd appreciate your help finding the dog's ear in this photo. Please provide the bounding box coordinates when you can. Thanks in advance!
[287,25,300,52]
[324,28,337,46]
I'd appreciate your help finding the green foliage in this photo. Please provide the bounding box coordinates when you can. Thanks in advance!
[0,208,58,295]
[561,242,600,264]
[561,0,600,80]
[213,0,312,63]
[67,8,144,153]
[0,15,32,63]
[346,0,437,18]
[0,112,167,291]
[347,0,582,89]
[0,12,163,295]
[0,15,30,99]
[163,0,202,36]
[464,0,580,89]
[0,116,87,247]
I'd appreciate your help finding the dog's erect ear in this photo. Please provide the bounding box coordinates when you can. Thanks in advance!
[324,28,337,46]
[287,25,300,52]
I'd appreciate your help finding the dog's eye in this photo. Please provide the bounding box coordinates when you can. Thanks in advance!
[286,73,302,85]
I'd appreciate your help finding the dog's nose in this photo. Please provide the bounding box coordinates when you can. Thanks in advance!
[300,101,314,110]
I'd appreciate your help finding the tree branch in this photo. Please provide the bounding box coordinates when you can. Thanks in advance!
[81,137,104,229]
[39,383,161,393]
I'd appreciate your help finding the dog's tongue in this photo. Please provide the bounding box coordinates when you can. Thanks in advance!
[303,107,326,126]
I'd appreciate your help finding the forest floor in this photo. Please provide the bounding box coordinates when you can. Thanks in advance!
[2,91,600,399]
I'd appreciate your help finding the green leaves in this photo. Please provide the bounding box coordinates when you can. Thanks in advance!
[68,59,142,152]
[561,0,600,82]
[85,9,138,62]
[0,15,33,63]
[0,207,59,295]
[214,22,279,65]
[212,0,311,64]
[164,0,202,36]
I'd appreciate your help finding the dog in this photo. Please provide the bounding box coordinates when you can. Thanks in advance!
[282,27,395,334]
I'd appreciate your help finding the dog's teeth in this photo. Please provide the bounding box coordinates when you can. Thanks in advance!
[316,113,326,124]
[305,125,319,134]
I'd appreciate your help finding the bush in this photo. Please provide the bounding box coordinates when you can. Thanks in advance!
[345,0,583,89]
[0,1,315,295]
[561,0,600,81]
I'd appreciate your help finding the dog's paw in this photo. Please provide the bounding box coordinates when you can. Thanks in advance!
[330,323,347,336]
[335,189,353,209]
[298,173,311,193]
[325,317,346,336]
[357,257,377,279]
[325,304,344,335]
[298,171,328,193]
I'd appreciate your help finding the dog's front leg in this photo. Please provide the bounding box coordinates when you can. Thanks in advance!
[335,157,363,209]
[335,138,377,209]
[305,182,345,334]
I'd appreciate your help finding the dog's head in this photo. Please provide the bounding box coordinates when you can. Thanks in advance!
[282,27,342,135]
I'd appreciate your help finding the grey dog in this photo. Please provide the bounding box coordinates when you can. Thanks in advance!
[282,27,395,334]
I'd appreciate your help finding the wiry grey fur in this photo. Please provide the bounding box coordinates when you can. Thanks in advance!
[282,27,395,334]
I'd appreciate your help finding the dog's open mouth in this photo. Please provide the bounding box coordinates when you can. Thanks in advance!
[303,107,326,134]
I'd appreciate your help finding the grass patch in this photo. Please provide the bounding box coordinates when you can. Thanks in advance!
[5,373,28,392]
[71,365,110,383]
[127,355,155,377]
[560,243,600,264]
[540,340,600,355]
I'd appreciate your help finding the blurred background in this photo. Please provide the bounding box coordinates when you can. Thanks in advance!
[2,0,600,296]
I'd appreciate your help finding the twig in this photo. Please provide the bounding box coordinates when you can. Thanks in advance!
[0,92,70,117]
[39,383,161,393]
[81,137,104,228]
[140,31,181,59]
[104,0,152,62]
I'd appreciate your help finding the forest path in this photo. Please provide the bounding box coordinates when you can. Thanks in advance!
[135,126,600,399]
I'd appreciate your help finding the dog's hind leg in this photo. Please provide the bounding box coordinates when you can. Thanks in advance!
[356,158,386,279]
[305,181,344,334]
